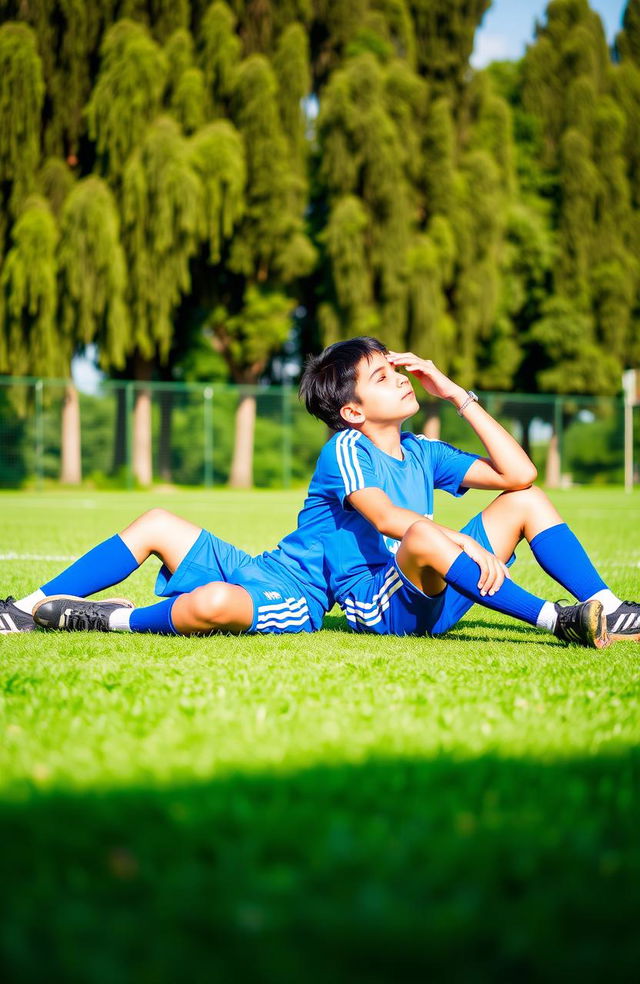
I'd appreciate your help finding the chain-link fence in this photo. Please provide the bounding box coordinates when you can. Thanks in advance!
[0,376,637,489]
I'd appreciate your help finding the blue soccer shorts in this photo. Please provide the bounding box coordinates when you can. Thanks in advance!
[155,529,324,634]
[341,511,517,637]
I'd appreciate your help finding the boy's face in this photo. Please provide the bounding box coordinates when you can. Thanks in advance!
[340,351,419,427]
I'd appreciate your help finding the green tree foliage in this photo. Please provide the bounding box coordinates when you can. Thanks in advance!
[39,158,75,221]
[121,116,201,362]
[522,0,610,167]
[87,20,167,182]
[189,121,246,263]
[57,177,129,370]
[230,53,315,283]
[212,285,293,381]
[273,23,311,174]
[0,22,44,239]
[120,0,190,42]
[317,51,416,350]
[0,0,104,159]
[164,28,203,132]
[408,0,490,96]
[617,0,640,63]
[314,4,517,389]
[198,2,241,112]
[520,0,640,390]
[530,296,621,394]
[0,197,59,375]
[2,0,640,492]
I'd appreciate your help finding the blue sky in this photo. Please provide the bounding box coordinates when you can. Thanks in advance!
[472,0,628,67]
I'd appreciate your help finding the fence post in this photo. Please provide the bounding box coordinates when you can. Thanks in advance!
[125,381,134,490]
[34,378,44,490]
[554,396,563,479]
[203,386,214,488]
[282,384,292,489]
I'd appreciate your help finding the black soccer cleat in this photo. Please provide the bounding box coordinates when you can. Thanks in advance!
[0,596,36,633]
[32,595,135,632]
[553,599,610,649]
[606,601,640,641]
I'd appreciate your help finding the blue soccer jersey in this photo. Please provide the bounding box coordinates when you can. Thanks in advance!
[271,429,479,608]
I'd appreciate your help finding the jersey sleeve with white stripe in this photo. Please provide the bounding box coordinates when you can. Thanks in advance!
[321,429,379,504]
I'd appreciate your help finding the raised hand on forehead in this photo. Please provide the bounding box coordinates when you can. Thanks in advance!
[386,351,458,401]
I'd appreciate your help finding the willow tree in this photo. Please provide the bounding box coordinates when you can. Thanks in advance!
[39,157,75,221]
[0,22,44,249]
[618,0,640,64]
[0,198,60,461]
[314,0,515,434]
[521,0,638,395]
[0,197,59,373]
[164,28,207,134]
[86,19,169,483]
[212,50,315,487]
[615,2,640,209]
[407,0,490,96]
[614,0,640,367]
[121,116,202,484]
[197,1,241,113]
[86,19,168,184]
[0,0,98,159]
[413,92,457,437]
[57,177,129,483]
[317,51,416,351]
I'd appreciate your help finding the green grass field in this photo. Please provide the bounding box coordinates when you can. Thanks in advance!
[1,487,639,983]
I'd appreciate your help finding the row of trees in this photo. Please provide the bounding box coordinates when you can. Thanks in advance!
[0,0,639,485]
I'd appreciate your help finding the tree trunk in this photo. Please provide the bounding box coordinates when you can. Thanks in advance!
[229,391,256,488]
[545,432,560,488]
[422,402,441,440]
[112,386,126,474]
[133,355,153,486]
[60,382,82,484]
[158,389,173,482]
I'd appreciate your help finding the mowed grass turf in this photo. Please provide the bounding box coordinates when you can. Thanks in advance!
[1,487,639,983]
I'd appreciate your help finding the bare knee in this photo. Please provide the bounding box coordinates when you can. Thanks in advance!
[401,520,439,563]
[498,484,554,516]
[189,582,235,627]
[123,508,178,552]
[136,507,176,532]
[496,485,561,540]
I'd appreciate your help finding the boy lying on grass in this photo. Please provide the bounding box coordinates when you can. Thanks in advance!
[3,337,638,646]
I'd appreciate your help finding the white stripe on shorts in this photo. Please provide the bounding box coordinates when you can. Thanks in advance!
[256,596,309,627]
[344,569,404,627]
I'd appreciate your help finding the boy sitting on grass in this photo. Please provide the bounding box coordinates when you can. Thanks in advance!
[7,337,638,647]
[293,337,639,647]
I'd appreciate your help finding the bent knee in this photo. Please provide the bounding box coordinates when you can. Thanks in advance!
[189,582,234,625]
[401,519,439,558]
[501,485,548,508]
[140,507,175,528]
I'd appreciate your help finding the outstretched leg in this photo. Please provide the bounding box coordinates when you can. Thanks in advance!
[33,580,254,636]
[2,509,203,633]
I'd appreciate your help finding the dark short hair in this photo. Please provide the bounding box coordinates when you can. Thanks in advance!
[299,336,388,431]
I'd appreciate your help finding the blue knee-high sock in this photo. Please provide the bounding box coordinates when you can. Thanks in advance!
[41,534,139,597]
[529,523,607,601]
[445,552,545,626]
[130,597,179,635]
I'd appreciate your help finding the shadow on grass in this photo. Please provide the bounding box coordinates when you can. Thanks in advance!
[321,612,556,645]
[2,753,639,983]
